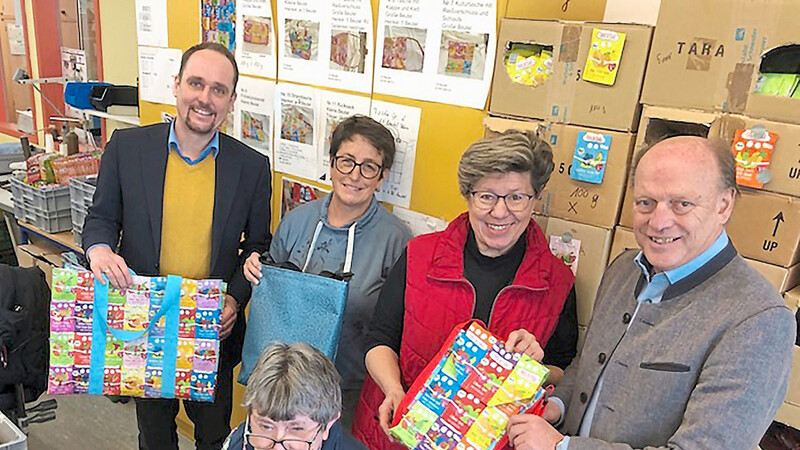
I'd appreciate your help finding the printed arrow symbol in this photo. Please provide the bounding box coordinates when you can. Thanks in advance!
[772,211,785,237]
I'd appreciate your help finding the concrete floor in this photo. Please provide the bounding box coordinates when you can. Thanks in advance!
[24,394,194,449]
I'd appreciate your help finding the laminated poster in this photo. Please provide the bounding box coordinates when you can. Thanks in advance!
[135,0,168,47]
[570,132,611,184]
[393,206,448,237]
[582,28,626,86]
[281,177,330,218]
[390,322,549,450]
[138,46,182,106]
[277,0,374,93]
[276,83,319,181]
[371,100,421,208]
[549,235,581,276]
[235,0,277,79]
[233,76,276,159]
[316,91,372,184]
[732,127,778,189]
[202,0,236,52]
[374,0,497,109]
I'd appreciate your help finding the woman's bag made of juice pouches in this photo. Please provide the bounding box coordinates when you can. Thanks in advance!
[390,322,550,450]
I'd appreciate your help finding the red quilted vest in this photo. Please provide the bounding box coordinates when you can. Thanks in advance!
[353,214,574,449]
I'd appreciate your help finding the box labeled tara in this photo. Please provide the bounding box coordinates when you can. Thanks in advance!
[490,19,652,132]
[641,0,800,124]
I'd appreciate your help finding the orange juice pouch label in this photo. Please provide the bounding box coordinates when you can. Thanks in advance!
[582,29,626,86]
[732,128,778,188]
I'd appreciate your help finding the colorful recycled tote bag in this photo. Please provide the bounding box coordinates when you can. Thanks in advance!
[389,322,550,450]
[48,268,223,402]
[238,221,351,385]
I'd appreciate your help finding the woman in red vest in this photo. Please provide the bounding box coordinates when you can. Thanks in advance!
[352,130,578,449]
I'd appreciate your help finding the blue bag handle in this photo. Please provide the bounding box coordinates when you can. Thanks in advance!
[87,272,182,397]
[91,273,181,342]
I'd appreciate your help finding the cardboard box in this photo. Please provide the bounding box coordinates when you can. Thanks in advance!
[619,105,723,229]
[577,325,588,354]
[535,215,614,326]
[715,115,800,198]
[641,0,800,124]
[485,116,636,228]
[727,190,800,267]
[15,241,62,286]
[609,226,638,264]
[776,401,800,430]
[490,19,653,132]
[745,259,800,295]
[784,286,800,312]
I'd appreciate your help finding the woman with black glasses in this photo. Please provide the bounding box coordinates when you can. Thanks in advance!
[243,115,412,430]
[352,130,578,450]
[222,342,365,450]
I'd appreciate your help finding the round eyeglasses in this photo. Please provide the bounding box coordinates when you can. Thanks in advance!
[244,419,323,450]
[333,156,383,179]
[469,191,535,212]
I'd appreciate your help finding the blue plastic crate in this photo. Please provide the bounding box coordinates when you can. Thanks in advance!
[64,82,111,110]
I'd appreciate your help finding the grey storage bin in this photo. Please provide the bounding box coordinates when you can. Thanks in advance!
[29,206,73,233]
[0,412,26,450]
[68,176,97,209]
[9,177,71,219]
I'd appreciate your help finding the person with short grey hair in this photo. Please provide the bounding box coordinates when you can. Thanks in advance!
[353,130,578,449]
[222,342,365,450]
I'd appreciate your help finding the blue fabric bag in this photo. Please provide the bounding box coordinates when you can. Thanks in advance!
[238,222,353,385]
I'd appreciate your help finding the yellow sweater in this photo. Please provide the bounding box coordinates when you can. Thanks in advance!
[159,150,215,279]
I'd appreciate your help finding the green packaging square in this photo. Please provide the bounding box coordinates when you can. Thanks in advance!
[50,332,74,366]
[390,400,438,447]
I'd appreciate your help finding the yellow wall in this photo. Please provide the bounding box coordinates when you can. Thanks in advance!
[131,0,606,437]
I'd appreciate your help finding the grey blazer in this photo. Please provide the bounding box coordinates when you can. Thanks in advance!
[554,244,795,449]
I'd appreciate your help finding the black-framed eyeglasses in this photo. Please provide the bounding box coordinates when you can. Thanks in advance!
[332,156,383,179]
[244,417,324,450]
[469,191,535,212]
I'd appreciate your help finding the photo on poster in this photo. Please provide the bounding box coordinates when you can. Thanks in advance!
[219,111,234,135]
[241,111,271,153]
[281,105,314,145]
[285,19,320,61]
[202,0,236,52]
[382,26,426,72]
[242,15,272,55]
[330,30,368,73]
[438,31,489,80]
[281,178,330,218]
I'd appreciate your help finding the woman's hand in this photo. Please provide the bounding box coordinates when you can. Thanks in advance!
[244,251,263,284]
[378,388,406,437]
[506,329,545,361]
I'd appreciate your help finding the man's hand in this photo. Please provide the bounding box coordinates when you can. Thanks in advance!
[378,388,406,437]
[542,400,562,425]
[220,294,238,340]
[88,245,133,289]
[507,414,565,450]
[506,329,545,361]
[244,251,262,285]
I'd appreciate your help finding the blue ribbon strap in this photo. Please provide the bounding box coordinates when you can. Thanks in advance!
[160,275,182,399]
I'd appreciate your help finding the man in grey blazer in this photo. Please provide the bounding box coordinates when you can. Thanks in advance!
[507,136,796,449]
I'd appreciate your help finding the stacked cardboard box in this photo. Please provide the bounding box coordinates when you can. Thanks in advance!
[635,0,800,429]
[487,18,653,328]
